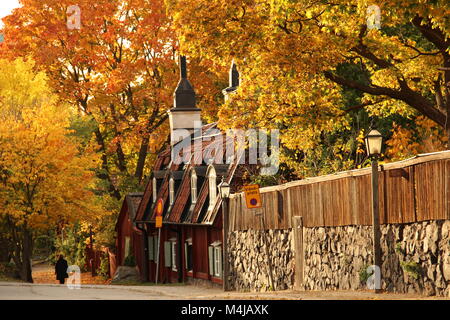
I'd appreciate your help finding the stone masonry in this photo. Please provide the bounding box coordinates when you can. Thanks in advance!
[227,229,294,292]
[228,220,450,296]
[303,220,450,296]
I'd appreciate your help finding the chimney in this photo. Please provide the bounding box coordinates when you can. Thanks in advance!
[168,56,202,146]
[222,60,240,102]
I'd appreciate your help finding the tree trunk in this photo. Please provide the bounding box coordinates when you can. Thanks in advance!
[21,228,33,283]
[94,127,121,200]
[135,135,150,183]
[447,127,450,150]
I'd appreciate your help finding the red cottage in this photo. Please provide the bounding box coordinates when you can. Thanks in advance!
[115,193,144,276]
[116,58,251,287]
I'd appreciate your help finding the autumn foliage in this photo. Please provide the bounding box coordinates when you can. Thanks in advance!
[1,0,225,199]
[168,0,449,175]
[0,59,105,281]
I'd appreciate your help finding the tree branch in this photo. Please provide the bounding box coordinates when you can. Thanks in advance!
[324,71,446,127]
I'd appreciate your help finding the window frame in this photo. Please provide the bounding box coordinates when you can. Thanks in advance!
[185,238,193,272]
[169,176,175,205]
[191,170,197,204]
[208,241,222,278]
[171,240,177,272]
[152,177,157,203]
[124,236,131,259]
[214,246,221,277]
[207,167,217,212]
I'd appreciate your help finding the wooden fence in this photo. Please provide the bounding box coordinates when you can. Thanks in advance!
[228,151,450,230]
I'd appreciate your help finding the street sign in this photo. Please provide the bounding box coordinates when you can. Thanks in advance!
[243,184,262,209]
[154,198,164,284]
[155,198,163,228]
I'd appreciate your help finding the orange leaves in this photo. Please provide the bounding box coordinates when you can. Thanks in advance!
[0,0,225,196]
[386,117,447,161]
[385,123,420,161]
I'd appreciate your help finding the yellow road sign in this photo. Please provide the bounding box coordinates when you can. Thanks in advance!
[243,184,262,209]
[155,216,163,228]
[155,198,163,228]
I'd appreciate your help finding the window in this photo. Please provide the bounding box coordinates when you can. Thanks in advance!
[148,236,154,261]
[207,167,217,212]
[191,170,197,204]
[169,177,175,205]
[148,235,159,261]
[164,238,177,271]
[185,238,193,272]
[214,247,221,277]
[124,237,131,260]
[152,177,157,203]
[164,241,171,267]
[208,241,222,278]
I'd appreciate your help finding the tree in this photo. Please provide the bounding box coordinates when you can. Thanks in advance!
[1,0,225,200]
[0,59,104,282]
[168,0,449,175]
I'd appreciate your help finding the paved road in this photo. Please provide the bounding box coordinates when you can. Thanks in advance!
[0,282,223,300]
[1,282,448,300]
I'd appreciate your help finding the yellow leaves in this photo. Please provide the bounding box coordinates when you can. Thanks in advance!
[0,58,105,232]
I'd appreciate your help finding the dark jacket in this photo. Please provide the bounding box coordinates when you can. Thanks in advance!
[55,258,69,280]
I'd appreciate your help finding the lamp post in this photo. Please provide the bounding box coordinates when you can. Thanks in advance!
[218,177,231,291]
[365,129,383,293]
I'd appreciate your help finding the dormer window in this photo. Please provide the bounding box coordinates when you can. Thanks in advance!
[152,177,157,203]
[191,170,198,204]
[169,177,175,205]
[207,167,217,212]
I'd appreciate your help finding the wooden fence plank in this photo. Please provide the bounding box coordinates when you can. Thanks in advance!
[228,155,450,231]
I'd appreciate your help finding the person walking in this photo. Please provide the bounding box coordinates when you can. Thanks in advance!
[55,254,68,284]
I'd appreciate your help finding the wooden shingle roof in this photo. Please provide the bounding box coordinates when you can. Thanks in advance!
[134,123,249,226]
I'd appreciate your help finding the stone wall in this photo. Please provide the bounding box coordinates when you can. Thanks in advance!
[303,220,450,296]
[227,229,294,292]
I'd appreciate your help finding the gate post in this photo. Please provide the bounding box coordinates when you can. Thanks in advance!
[292,216,304,290]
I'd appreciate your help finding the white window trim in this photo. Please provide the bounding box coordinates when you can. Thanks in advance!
[124,237,131,259]
[191,171,197,204]
[185,238,193,272]
[214,246,221,277]
[152,177,157,203]
[211,241,222,247]
[208,168,217,212]
[169,177,175,205]
[171,241,177,271]
[169,238,178,271]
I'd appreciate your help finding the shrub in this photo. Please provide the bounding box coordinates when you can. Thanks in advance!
[359,265,371,284]
[400,261,422,280]
[395,242,406,255]
[98,254,110,279]
[124,255,136,267]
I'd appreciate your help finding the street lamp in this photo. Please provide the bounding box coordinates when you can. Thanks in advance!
[218,177,230,291]
[365,128,383,293]
[365,129,383,156]
[218,178,231,199]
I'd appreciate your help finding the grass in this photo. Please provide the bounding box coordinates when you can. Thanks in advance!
[0,272,23,282]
